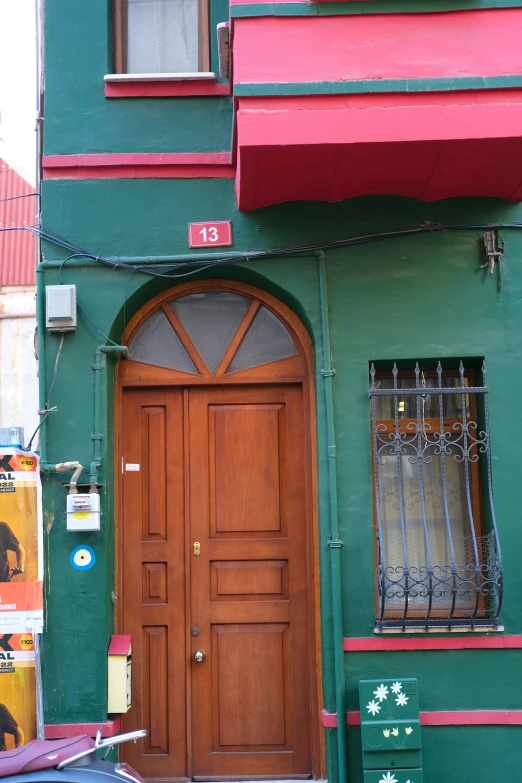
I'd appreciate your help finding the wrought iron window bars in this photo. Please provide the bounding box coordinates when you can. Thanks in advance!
[369,360,502,631]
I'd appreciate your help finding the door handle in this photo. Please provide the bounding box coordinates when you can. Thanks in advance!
[194,650,206,663]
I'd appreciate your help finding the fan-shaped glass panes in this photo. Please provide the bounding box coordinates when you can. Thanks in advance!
[129,309,198,374]
[128,290,299,375]
[227,305,298,373]
[171,292,251,375]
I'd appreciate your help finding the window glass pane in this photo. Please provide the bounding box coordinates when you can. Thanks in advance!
[126,0,199,74]
[227,306,298,373]
[129,309,198,373]
[374,374,470,420]
[172,292,252,375]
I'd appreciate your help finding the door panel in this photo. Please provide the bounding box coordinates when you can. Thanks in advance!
[210,404,283,533]
[190,386,311,778]
[212,624,289,748]
[121,385,312,781]
[121,389,187,779]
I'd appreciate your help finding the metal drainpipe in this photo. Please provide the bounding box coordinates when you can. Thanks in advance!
[316,250,348,783]
[90,345,129,486]
[36,267,47,463]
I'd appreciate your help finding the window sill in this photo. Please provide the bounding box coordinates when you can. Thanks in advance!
[104,72,230,98]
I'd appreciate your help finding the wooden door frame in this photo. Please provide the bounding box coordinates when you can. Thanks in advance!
[115,280,324,779]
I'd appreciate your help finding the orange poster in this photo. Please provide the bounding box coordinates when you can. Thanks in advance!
[0,450,43,632]
[0,633,36,750]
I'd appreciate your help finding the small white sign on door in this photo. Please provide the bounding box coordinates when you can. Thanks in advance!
[125,463,140,472]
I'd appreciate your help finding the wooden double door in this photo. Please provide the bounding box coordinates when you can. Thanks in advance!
[120,384,313,781]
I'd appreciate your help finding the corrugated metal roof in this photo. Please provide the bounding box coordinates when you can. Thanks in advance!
[0,157,36,287]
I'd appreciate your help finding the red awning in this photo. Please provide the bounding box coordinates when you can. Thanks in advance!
[236,92,522,210]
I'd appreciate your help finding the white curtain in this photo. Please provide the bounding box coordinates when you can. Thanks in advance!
[127,0,200,74]
[378,453,473,610]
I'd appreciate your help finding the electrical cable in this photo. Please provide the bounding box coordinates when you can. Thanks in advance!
[26,332,64,452]
[0,193,40,205]
[58,254,120,346]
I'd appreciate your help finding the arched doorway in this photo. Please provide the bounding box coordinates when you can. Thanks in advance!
[116,281,320,781]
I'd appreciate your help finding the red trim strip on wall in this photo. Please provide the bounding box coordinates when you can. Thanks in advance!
[105,81,231,98]
[321,709,522,728]
[343,636,522,652]
[44,718,121,739]
[42,153,236,180]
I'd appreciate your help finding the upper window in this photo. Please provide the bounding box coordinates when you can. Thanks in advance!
[128,290,299,376]
[369,360,502,631]
[114,0,210,74]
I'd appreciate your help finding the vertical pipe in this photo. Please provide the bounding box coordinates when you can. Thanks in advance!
[90,345,129,486]
[36,267,46,462]
[316,251,347,783]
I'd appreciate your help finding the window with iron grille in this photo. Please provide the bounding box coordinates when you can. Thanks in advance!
[369,360,502,631]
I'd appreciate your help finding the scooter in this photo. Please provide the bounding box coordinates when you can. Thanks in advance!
[0,728,147,783]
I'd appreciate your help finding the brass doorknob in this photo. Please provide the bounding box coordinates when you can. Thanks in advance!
[194,650,206,663]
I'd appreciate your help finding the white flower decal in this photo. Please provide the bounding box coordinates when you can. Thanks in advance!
[373,684,389,702]
[366,699,381,716]
[391,727,399,737]
[373,685,388,701]
[405,727,413,735]
[382,729,390,738]
[396,692,408,707]
[391,681,402,695]
[379,773,397,783]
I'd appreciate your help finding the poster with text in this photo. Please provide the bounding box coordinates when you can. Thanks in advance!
[0,633,36,750]
[0,449,43,632]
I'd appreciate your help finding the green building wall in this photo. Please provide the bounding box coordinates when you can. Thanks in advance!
[40,177,522,782]
[41,2,522,780]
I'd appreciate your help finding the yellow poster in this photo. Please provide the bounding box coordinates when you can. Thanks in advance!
[0,449,43,632]
[0,633,36,750]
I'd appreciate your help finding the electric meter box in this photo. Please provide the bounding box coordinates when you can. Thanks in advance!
[108,635,132,713]
[66,493,101,532]
[46,284,77,332]
[359,678,422,771]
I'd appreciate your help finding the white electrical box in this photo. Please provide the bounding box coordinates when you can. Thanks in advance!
[66,493,101,532]
[46,284,77,332]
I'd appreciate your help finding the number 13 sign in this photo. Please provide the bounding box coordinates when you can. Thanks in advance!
[188,221,233,248]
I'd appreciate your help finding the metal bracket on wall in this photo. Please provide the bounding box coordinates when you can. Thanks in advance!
[328,539,343,548]
[482,230,504,277]
[322,368,336,377]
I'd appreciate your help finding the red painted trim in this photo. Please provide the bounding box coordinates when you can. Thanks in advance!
[322,710,522,727]
[42,153,236,180]
[43,153,232,168]
[421,711,522,726]
[105,80,231,98]
[44,718,121,739]
[344,636,522,652]
[321,709,338,728]
[233,11,522,85]
[43,165,236,180]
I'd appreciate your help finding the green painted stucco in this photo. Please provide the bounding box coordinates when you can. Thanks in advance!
[234,74,522,96]
[41,2,522,779]
[44,0,232,156]
[40,174,522,781]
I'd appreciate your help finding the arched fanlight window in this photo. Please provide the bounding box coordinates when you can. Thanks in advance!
[128,290,299,376]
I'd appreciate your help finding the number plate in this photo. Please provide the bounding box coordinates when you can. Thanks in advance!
[188,221,233,248]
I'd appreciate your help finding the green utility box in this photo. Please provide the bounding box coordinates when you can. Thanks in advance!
[359,678,423,783]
